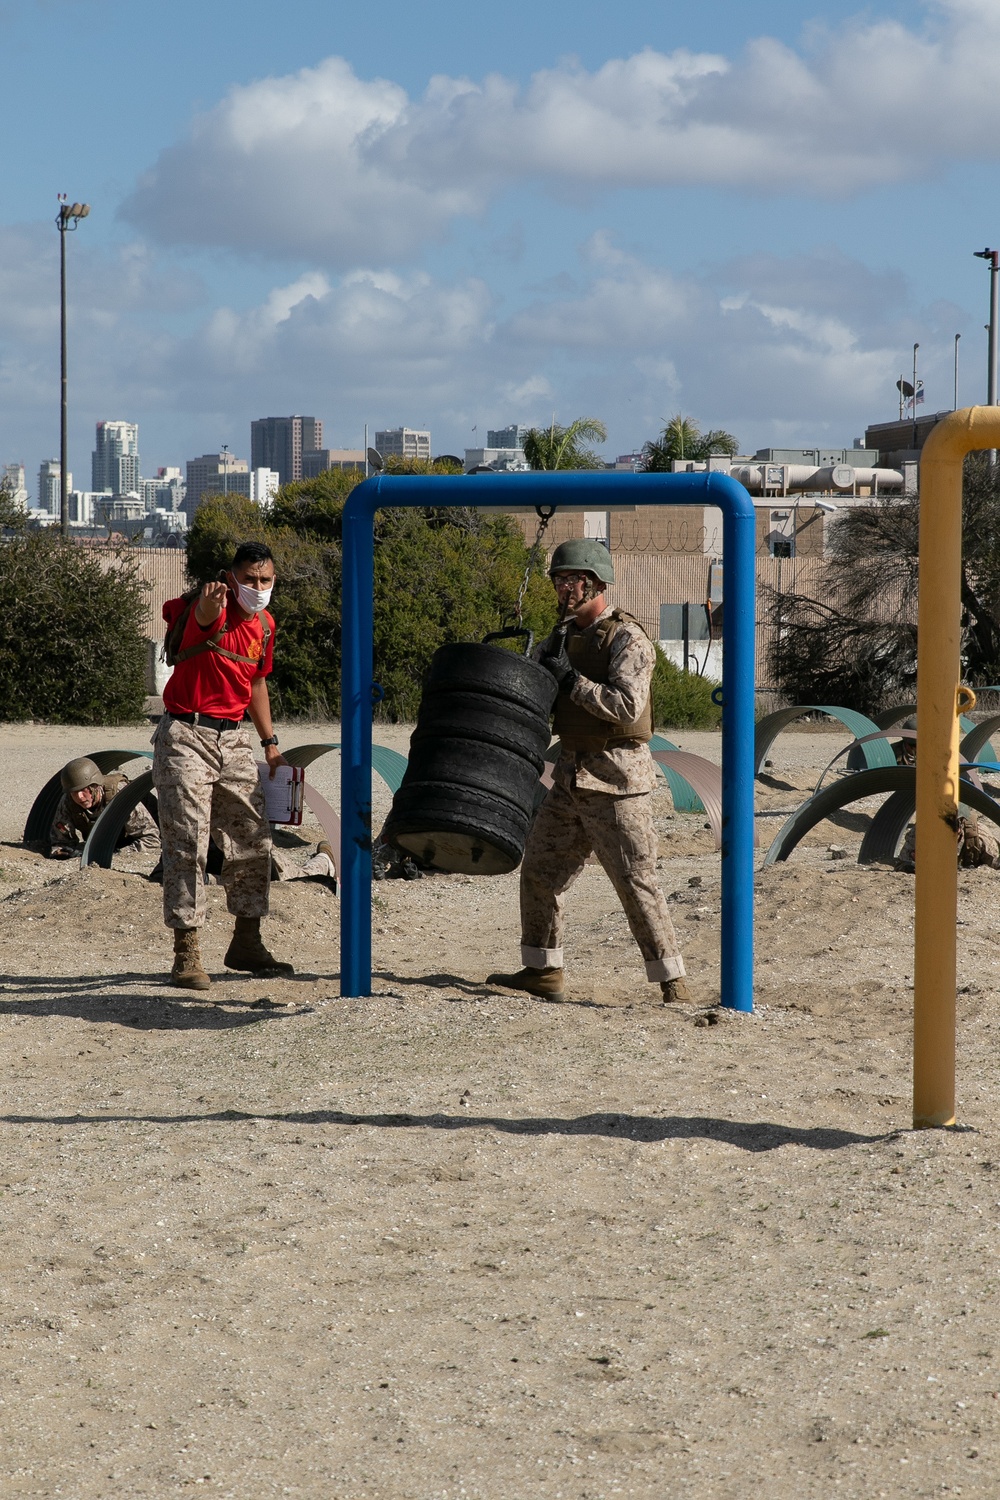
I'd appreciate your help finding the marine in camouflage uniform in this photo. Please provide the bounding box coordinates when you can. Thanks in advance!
[488,539,689,1005]
[48,764,160,860]
[895,813,1000,872]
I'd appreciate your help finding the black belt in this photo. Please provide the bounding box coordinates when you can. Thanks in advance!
[168,712,245,732]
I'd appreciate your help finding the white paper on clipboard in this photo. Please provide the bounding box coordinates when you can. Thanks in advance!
[257,762,305,824]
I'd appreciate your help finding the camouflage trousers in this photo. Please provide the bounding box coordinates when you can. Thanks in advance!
[151,717,271,930]
[520,782,684,982]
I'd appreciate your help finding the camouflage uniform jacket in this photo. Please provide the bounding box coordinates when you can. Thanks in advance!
[539,606,658,795]
[48,773,160,857]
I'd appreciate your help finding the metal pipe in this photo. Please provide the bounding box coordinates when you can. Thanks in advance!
[710,469,756,1015]
[915,404,1000,1127]
[730,463,903,494]
[340,470,757,1012]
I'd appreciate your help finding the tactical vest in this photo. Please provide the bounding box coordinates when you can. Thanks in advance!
[552,610,654,752]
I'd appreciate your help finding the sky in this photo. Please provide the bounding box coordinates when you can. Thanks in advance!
[3,0,1000,494]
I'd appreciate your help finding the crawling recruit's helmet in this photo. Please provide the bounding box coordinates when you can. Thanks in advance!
[60,757,103,794]
[548,538,615,585]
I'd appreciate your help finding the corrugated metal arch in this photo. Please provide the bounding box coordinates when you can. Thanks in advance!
[754,706,895,777]
[762,767,913,866]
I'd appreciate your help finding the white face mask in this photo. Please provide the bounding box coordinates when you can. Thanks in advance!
[233,577,273,614]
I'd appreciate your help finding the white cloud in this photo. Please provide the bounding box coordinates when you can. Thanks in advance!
[122,2,1000,266]
[0,226,958,488]
[144,240,933,455]
[123,56,482,265]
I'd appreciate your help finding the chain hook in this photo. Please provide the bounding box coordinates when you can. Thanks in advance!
[510,504,557,626]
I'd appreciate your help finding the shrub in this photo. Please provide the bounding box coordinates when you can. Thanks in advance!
[0,532,147,722]
[649,647,721,730]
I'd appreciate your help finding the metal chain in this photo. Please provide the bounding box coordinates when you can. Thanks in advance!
[512,504,556,624]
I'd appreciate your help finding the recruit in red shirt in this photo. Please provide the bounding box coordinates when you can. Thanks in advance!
[162,596,275,720]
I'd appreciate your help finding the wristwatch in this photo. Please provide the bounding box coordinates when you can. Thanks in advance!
[260,734,279,748]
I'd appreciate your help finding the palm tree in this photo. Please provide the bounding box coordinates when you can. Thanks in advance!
[523,417,608,470]
[640,414,740,471]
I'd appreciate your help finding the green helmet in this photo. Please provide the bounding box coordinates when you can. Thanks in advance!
[548,538,615,585]
[60,757,103,794]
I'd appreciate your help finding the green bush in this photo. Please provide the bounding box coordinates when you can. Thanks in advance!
[649,647,721,730]
[0,532,147,722]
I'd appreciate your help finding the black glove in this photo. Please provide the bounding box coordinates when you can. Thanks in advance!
[541,638,577,689]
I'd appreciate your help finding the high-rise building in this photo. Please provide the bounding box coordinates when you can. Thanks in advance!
[37,459,69,513]
[92,420,140,494]
[250,416,323,486]
[374,427,431,462]
[487,424,530,451]
[184,452,249,520]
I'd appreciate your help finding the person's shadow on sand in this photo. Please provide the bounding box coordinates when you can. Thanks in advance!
[0,973,306,1030]
[0,1093,898,1152]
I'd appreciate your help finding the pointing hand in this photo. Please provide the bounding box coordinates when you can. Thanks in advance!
[202,580,228,609]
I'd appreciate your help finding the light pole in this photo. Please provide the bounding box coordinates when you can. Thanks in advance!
[912,342,920,449]
[55,196,90,538]
[221,443,229,496]
[975,248,998,464]
[954,332,961,410]
[974,248,999,408]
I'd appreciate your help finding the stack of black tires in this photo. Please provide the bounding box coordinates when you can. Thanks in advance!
[382,640,557,874]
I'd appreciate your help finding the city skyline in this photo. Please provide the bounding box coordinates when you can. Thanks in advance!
[4,1,1000,500]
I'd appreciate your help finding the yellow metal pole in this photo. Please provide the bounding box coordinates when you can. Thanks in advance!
[914,406,1000,1127]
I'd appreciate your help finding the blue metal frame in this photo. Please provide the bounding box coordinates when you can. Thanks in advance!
[341,470,757,1010]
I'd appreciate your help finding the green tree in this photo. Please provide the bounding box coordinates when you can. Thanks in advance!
[0,532,148,722]
[523,418,607,470]
[640,414,740,471]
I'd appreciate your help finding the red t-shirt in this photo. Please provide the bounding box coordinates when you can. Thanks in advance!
[162,596,275,719]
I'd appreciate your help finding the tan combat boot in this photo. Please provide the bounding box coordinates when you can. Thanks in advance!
[171,928,211,991]
[661,976,692,1004]
[224,916,295,975]
[486,965,565,1002]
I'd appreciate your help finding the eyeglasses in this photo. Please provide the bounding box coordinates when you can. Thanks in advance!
[550,571,592,586]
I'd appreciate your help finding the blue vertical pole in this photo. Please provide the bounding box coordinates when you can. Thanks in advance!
[340,480,377,997]
[713,474,756,1012]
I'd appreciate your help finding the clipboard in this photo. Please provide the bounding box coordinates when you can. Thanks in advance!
[257,762,305,825]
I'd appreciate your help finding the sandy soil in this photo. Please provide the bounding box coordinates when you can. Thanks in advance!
[2,719,1000,1498]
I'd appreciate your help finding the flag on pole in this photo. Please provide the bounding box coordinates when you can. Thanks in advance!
[906,380,925,416]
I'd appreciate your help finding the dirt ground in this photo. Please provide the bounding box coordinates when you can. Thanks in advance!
[2,719,1000,1499]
